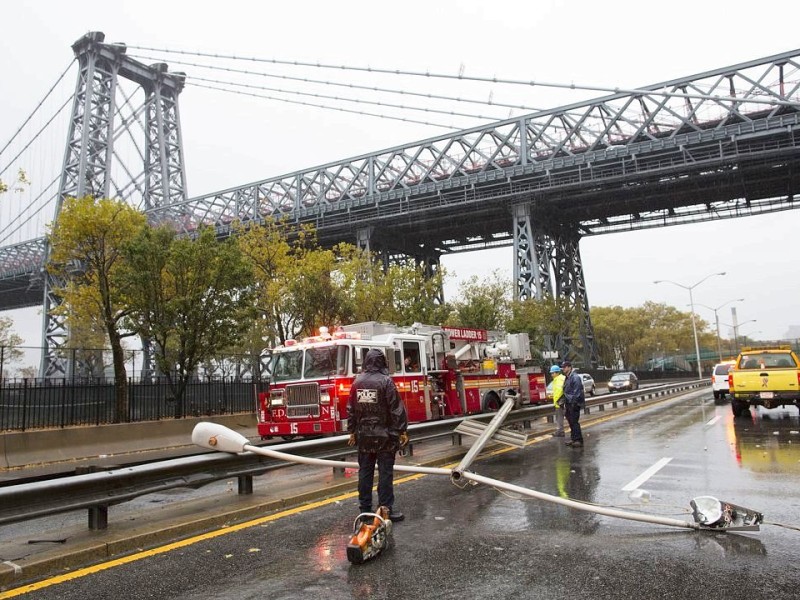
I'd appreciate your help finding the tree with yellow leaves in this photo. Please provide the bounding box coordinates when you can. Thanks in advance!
[47,196,147,422]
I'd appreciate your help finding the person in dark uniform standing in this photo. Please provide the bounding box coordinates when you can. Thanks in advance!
[561,360,585,447]
[347,348,409,521]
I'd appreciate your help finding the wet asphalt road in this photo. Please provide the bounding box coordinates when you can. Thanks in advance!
[8,391,800,600]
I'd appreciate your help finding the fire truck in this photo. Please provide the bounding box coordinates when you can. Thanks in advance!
[257,322,547,439]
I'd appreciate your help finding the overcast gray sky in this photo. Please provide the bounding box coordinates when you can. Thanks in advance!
[2,0,799,368]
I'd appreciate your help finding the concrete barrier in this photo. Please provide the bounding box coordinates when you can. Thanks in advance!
[0,414,258,470]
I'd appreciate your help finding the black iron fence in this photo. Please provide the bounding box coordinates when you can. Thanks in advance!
[0,377,265,431]
[0,346,268,383]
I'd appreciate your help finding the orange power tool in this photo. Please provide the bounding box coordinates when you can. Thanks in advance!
[346,506,393,564]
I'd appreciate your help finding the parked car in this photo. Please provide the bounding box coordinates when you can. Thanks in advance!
[711,361,735,402]
[580,373,596,396]
[607,371,639,393]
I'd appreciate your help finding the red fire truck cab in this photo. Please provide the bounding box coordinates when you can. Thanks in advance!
[257,322,547,439]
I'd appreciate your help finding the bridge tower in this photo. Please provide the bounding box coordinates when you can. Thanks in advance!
[513,203,599,367]
[41,32,187,377]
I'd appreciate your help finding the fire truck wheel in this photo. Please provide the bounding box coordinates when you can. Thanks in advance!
[282,435,298,441]
[483,392,502,412]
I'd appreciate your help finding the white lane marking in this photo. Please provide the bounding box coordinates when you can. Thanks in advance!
[705,415,721,427]
[621,457,673,491]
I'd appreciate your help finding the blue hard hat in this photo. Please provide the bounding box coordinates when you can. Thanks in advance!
[549,365,561,373]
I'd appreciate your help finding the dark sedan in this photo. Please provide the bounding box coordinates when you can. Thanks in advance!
[607,371,639,393]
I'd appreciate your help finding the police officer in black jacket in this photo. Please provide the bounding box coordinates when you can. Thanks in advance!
[561,360,585,447]
[347,349,409,521]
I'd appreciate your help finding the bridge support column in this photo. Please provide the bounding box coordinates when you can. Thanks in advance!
[512,204,599,367]
[512,204,554,302]
[140,337,155,382]
[356,227,444,304]
[549,227,600,367]
[41,32,187,378]
[144,64,188,209]
[419,253,444,305]
[41,33,122,378]
[513,204,556,356]
[513,204,537,301]
[355,227,374,254]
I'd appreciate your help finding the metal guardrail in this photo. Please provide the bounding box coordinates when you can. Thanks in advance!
[0,380,707,530]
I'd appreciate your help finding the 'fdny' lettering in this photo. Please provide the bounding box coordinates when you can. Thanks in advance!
[357,389,378,403]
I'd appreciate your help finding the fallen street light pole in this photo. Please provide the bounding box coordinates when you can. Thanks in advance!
[192,423,763,533]
[451,396,517,483]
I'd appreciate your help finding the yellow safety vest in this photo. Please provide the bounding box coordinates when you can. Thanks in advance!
[552,373,565,407]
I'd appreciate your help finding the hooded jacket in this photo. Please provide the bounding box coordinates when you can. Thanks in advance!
[347,349,408,452]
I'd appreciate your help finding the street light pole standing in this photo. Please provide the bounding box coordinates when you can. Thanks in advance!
[721,319,757,351]
[694,298,745,362]
[654,272,726,380]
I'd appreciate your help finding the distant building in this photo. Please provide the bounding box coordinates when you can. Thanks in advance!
[784,326,800,339]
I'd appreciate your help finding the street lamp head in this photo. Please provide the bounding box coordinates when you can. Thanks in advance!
[652,272,726,380]
[693,271,727,288]
[654,271,726,291]
[693,298,745,312]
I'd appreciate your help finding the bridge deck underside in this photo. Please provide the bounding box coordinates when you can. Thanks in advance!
[0,273,43,311]
[311,135,800,256]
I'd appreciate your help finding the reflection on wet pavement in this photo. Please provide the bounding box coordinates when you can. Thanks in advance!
[728,407,800,474]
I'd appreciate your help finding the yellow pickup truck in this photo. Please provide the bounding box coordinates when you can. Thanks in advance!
[728,346,800,417]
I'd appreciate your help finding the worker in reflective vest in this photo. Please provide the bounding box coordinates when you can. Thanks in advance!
[550,364,566,438]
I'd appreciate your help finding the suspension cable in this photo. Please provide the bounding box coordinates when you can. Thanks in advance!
[128,52,546,115]
[187,82,462,130]
[0,59,75,159]
[186,74,505,123]
[0,94,149,244]
[0,175,59,245]
[0,95,73,180]
[126,45,800,108]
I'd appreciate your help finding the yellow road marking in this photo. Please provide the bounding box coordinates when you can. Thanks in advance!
[0,392,676,598]
[0,470,436,598]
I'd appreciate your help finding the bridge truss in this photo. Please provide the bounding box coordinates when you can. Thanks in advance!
[148,48,800,363]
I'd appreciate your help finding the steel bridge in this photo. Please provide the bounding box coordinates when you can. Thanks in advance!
[1,32,799,371]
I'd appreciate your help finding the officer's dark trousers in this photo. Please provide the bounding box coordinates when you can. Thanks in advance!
[357,450,396,511]
[565,403,584,442]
